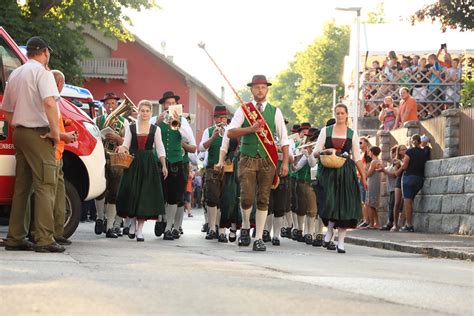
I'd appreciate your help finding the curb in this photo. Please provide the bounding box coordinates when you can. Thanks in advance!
[345,236,474,261]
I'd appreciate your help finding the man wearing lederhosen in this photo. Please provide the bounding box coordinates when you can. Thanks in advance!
[226,75,289,252]
[94,92,129,238]
[151,91,196,240]
[199,105,228,241]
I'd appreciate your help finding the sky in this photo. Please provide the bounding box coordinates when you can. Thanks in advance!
[126,0,436,104]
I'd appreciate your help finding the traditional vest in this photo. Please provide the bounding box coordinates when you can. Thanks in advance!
[207,126,223,166]
[296,163,311,183]
[129,124,156,155]
[240,103,276,158]
[96,114,125,152]
[160,121,183,163]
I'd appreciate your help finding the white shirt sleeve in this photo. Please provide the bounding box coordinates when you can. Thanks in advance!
[308,154,318,168]
[312,127,327,155]
[150,116,157,125]
[0,82,14,112]
[275,108,289,147]
[122,125,131,149]
[154,125,166,158]
[38,70,60,101]
[294,155,308,172]
[219,128,230,154]
[179,116,196,146]
[227,107,245,130]
[352,131,362,162]
[199,127,210,152]
[123,119,130,132]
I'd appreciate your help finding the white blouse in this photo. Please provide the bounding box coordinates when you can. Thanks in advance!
[122,123,166,158]
[308,126,362,167]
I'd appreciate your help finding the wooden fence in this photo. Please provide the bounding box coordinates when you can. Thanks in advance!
[420,116,445,159]
[459,108,474,156]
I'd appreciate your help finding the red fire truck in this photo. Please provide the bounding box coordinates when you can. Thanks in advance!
[0,27,106,238]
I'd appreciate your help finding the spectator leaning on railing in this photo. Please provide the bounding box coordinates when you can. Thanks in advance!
[394,87,418,128]
[378,96,398,131]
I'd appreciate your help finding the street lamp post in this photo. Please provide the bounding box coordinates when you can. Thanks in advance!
[336,6,362,132]
[320,83,338,111]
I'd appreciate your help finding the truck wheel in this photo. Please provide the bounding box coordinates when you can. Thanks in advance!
[63,180,81,239]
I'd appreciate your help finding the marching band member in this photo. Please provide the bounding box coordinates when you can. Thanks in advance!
[150,91,196,241]
[94,92,129,238]
[226,75,289,252]
[116,100,168,241]
[308,104,367,253]
[199,105,228,240]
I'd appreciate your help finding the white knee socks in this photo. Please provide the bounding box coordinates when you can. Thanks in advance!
[265,214,273,232]
[255,210,268,240]
[324,221,335,243]
[241,207,251,229]
[174,205,184,229]
[207,206,218,232]
[105,204,117,230]
[337,228,347,250]
[307,217,316,237]
[95,198,105,220]
[129,217,136,234]
[165,204,177,231]
[292,212,298,229]
[136,220,145,239]
[285,211,293,228]
[315,216,324,234]
[297,215,305,232]
[216,208,221,228]
[273,216,283,239]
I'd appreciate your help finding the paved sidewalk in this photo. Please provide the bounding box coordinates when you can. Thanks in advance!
[345,229,474,261]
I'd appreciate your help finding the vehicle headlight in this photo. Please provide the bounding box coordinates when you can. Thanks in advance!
[83,122,101,140]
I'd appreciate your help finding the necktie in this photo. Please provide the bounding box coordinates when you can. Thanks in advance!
[256,103,263,113]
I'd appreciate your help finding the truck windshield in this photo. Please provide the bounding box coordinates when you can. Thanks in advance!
[0,37,22,94]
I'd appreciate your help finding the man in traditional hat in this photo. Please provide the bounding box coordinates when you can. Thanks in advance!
[198,105,228,241]
[94,92,129,238]
[151,91,196,240]
[226,75,289,251]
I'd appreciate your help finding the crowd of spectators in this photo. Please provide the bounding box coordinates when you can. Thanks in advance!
[362,46,465,122]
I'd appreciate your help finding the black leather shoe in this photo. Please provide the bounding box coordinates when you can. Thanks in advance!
[102,219,107,234]
[337,246,346,253]
[291,229,298,240]
[155,221,165,237]
[252,239,266,251]
[55,237,72,246]
[229,229,237,242]
[94,219,104,235]
[201,223,209,233]
[113,226,123,237]
[123,227,130,236]
[312,234,324,247]
[217,233,228,243]
[271,237,280,246]
[206,230,217,240]
[280,227,287,238]
[128,233,136,239]
[5,240,35,251]
[163,230,174,240]
[323,241,336,250]
[238,228,251,246]
[171,229,181,239]
[262,230,271,243]
[106,229,118,238]
[252,228,256,238]
[179,227,184,235]
[296,230,304,242]
[304,234,313,245]
[284,227,292,239]
[34,242,65,253]
[137,237,145,242]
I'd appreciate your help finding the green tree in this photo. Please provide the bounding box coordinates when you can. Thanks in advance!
[0,0,156,84]
[270,21,350,127]
[365,2,387,24]
[411,0,473,32]
[232,86,253,109]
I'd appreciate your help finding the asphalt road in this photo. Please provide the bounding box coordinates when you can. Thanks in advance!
[1,209,473,315]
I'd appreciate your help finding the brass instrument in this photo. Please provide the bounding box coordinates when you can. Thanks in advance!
[163,110,181,130]
[216,122,227,137]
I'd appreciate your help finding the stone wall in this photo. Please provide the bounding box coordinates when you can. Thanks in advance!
[412,155,473,235]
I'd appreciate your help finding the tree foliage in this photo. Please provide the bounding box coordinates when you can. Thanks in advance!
[365,2,387,24]
[0,0,156,84]
[269,21,350,127]
[411,0,473,32]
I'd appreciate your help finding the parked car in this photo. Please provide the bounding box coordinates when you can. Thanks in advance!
[0,27,106,238]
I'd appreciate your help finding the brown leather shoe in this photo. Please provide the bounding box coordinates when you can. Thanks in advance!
[55,237,72,245]
[5,240,35,251]
[34,242,66,253]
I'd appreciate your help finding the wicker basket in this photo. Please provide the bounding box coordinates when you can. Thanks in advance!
[320,153,346,169]
[109,153,134,169]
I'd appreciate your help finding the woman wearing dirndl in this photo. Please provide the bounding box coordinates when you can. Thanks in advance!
[308,104,367,253]
[116,100,168,241]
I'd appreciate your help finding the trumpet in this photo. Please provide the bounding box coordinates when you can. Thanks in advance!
[294,142,317,157]
[216,122,227,137]
[163,110,181,130]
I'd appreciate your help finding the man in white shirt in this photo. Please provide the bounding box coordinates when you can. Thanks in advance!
[1,36,64,252]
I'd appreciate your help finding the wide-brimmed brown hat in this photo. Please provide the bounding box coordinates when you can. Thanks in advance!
[214,105,227,117]
[100,92,120,102]
[247,75,272,87]
[159,91,180,104]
